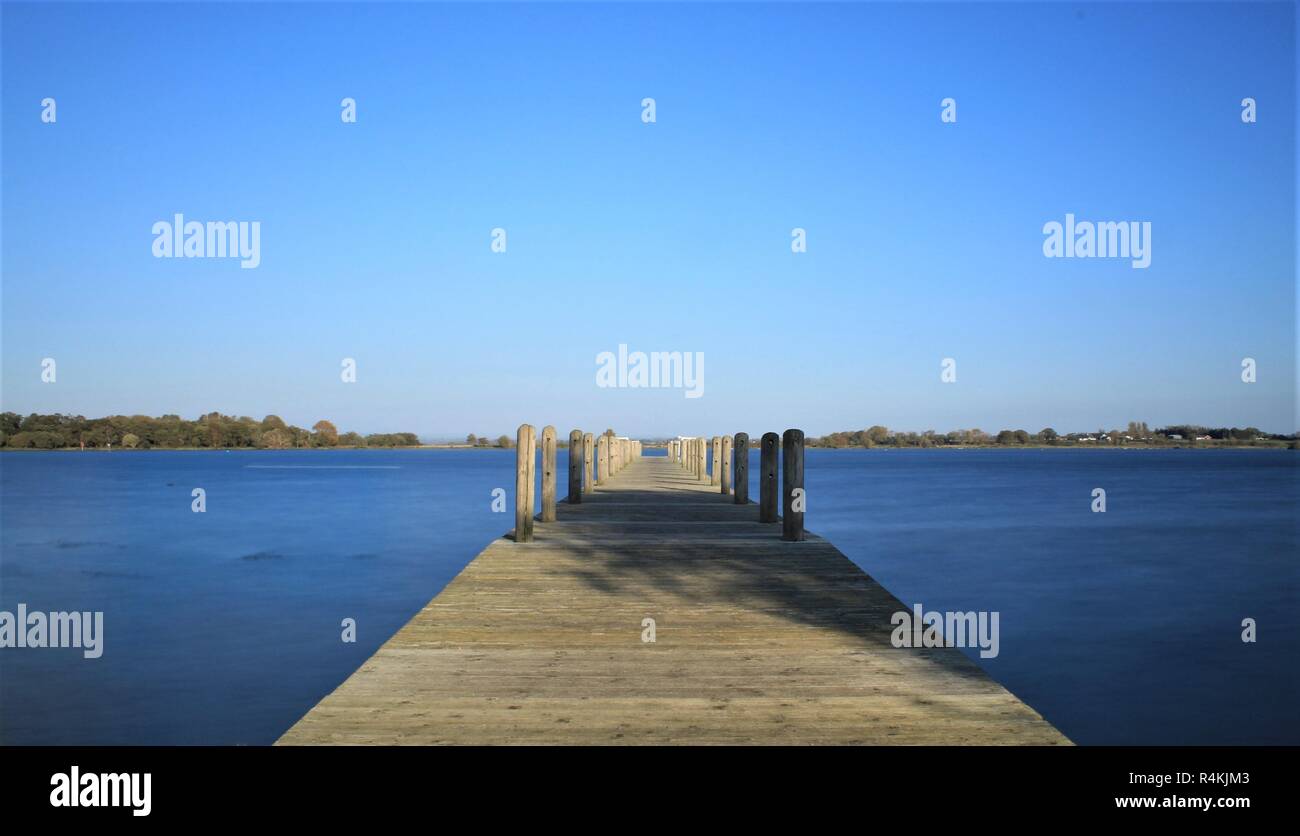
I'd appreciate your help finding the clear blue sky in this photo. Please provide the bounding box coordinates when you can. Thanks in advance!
[2,1,1295,438]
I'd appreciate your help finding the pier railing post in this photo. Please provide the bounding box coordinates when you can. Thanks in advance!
[720,435,732,494]
[782,429,805,542]
[541,426,557,522]
[515,423,536,542]
[733,433,748,503]
[697,438,706,481]
[597,434,609,486]
[710,437,721,486]
[568,430,583,504]
[583,432,594,493]
[759,432,779,523]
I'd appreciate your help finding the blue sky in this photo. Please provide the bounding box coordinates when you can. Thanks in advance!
[2,1,1295,438]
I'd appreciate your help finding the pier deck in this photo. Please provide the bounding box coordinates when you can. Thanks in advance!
[278,455,1068,745]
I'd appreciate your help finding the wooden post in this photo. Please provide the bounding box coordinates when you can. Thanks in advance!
[733,433,749,504]
[524,425,536,538]
[597,435,609,485]
[759,432,779,523]
[583,433,594,492]
[540,426,557,522]
[568,430,583,503]
[720,434,733,494]
[782,429,805,542]
[515,424,535,542]
[710,437,721,486]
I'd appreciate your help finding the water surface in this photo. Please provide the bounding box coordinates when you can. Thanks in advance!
[1,447,1294,744]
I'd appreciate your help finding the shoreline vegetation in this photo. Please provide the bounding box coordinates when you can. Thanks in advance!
[0,412,418,451]
[1,414,1295,451]
[801,424,1298,450]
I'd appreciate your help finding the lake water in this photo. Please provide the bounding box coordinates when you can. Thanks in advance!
[1,448,1295,745]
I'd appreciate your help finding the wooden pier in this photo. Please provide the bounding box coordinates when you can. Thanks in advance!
[278,431,1068,745]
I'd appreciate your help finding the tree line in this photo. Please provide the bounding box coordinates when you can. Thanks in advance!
[464,429,619,449]
[806,422,1295,448]
[0,413,420,450]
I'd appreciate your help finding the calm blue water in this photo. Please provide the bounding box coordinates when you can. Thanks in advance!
[1,448,1295,745]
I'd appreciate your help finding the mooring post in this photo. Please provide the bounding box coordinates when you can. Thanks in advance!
[568,430,583,504]
[583,432,594,493]
[540,426,557,522]
[733,433,749,504]
[782,428,805,542]
[720,435,733,494]
[515,423,536,542]
[760,432,779,523]
[524,425,537,537]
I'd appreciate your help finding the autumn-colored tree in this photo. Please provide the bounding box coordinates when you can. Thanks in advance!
[312,420,339,446]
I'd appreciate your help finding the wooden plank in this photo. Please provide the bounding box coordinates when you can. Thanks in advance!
[278,455,1069,745]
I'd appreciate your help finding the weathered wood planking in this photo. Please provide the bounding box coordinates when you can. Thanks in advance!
[278,456,1069,745]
